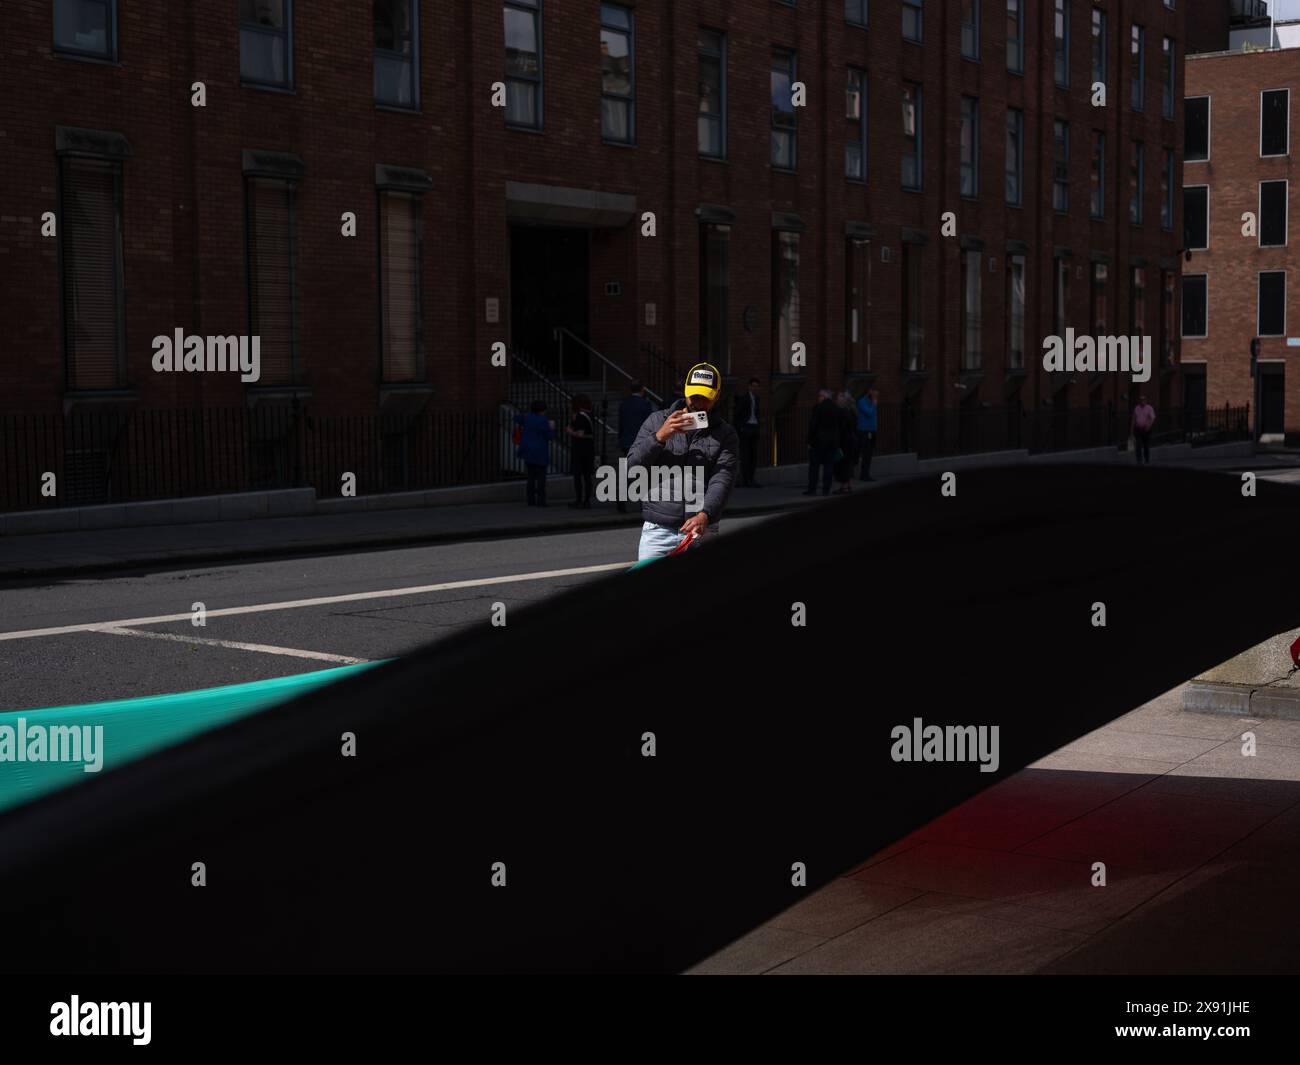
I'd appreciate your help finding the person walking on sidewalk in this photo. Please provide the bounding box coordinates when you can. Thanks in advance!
[617,381,653,513]
[833,391,858,494]
[566,394,596,509]
[515,401,556,507]
[805,389,840,497]
[856,388,879,481]
[732,377,764,488]
[626,362,739,561]
[1132,395,1157,466]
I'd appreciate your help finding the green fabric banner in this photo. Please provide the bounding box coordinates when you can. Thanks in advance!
[0,663,383,815]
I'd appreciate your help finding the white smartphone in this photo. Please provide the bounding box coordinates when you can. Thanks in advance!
[688,410,709,430]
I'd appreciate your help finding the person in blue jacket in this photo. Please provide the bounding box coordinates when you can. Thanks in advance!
[856,388,879,482]
[515,401,557,507]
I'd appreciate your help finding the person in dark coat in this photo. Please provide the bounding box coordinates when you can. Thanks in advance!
[566,394,596,509]
[616,382,654,513]
[833,391,859,494]
[514,401,556,507]
[731,377,764,488]
[804,389,840,497]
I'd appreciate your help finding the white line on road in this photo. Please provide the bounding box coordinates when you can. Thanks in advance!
[0,562,632,642]
[99,627,369,664]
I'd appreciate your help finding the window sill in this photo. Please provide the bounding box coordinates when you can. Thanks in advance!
[53,51,121,67]
[376,103,421,115]
[506,123,545,135]
[241,81,296,95]
[602,139,638,149]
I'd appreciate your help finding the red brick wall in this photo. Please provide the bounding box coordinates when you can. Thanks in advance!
[2,0,1186,421]
[1184,48,1300,428]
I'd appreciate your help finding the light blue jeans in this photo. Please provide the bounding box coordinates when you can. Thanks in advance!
[637,521,716,561]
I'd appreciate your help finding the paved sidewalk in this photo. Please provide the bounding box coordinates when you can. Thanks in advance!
[0,480,845,578]
[690,684,1300,974]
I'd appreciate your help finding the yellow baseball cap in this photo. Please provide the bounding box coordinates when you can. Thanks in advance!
[683,362,721,402]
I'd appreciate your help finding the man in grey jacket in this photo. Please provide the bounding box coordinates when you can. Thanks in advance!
[626,362,740,561]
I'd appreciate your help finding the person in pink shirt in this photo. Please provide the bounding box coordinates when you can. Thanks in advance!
[1132,395,1156,465]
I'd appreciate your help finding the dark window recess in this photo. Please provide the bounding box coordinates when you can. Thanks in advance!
[379,191,423,382]
[60,156,125,390]
[1185,97,1209,160]
[1259,271,1286,336]
[1262,89,1289,156]
[245,177,298,385]
[1183,186,1208,249]
[1260,181,1287,246]
[1181,275,1206,337]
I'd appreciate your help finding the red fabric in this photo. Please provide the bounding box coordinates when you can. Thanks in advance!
[1291,634,1300,669]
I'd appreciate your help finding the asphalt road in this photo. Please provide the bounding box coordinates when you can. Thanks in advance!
[0,516,771,710]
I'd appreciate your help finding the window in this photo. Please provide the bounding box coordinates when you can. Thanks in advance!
[1130,266,1146,335]
[1054,0,1069,88]
[1161,270,1176,362]
[1053,120,1069,213]
[961,0,979,60]
[375,0,418,108]
[902,82,922,190]
[1261,180,1288,247]
[845,238,871,371]
[1161,148,1174,230]
[1054,256,1070,339]
[1181,275,1207,338]
[1006,0,1023,73]
[701,224,730,372]
[960,96,979,198]
[961,250,982,370]
[1130,25,1144,111]
[1185,97,1210,161]
[504,0,542,128]
[378,191,423,382]
[773,230,800,372]
[1091,263,1108,336]
[698,30,726,158]
[1162,38,1175,119]
[1262,89,1289,157]
[846,0,867,28]
[1006,108,1023,205]
[1091,9,1106,89]
[1090,130,1105,219]
[903,0,922,43]
[240,0,292,89]
[771,50,797,170]
[1259,271,1286,337]
[1007,255,1026,370]
[903,244,923,369]
[600,4,634,143]
[1183,186,1208,250]
[1130,141,1144,225]
[54,0,116,61]
[847,69,867,181]
[245,177,299,385]
[59,156,125,389]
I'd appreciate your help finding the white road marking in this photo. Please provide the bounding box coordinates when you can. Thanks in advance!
[0,562,631,642]
[99,627,369,664]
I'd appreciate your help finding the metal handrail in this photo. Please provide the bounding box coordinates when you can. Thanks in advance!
[554,327,666,407]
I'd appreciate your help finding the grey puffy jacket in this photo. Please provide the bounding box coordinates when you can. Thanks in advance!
[626,407,740,528]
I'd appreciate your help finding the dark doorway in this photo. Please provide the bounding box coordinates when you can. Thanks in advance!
[1183,365,1206,434]
[1261,365,1285,438]
[510,225,590,378]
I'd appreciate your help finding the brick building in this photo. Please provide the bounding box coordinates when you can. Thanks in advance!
[1183,12,1300,441]
[1,1,1197,505]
